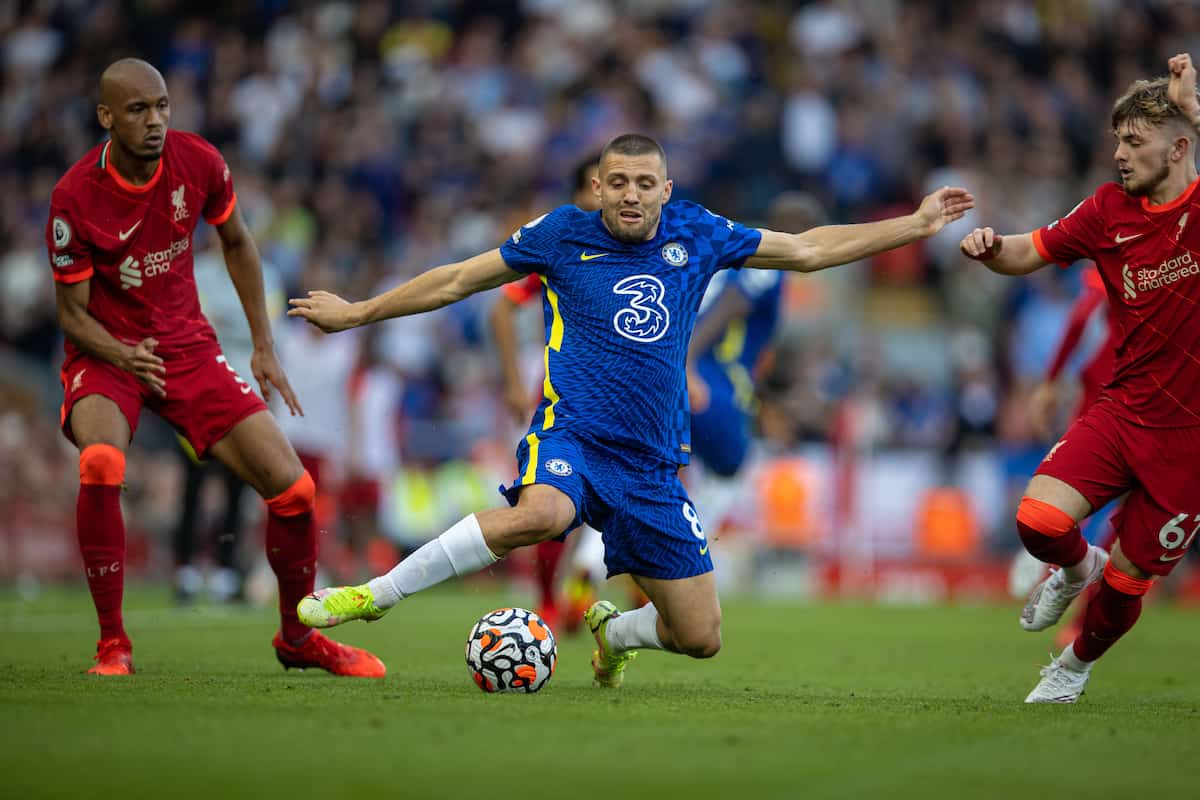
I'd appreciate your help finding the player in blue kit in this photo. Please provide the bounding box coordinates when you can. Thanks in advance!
[288,134,973,686]
[687,195,823,482]
[689,268,784,477]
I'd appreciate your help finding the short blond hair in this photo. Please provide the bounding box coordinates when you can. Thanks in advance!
[1111,77,1199,135]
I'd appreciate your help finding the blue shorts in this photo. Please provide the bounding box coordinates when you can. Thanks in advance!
[500,429,714,580]
[689,360,751,478]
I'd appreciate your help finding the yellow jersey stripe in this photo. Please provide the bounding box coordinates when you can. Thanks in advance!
[545,279,564,351]
[522,433,541,484]
[540,277,564,430]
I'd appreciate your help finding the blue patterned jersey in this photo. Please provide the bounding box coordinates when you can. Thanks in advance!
[499,201,762,465]
[696,268,784,374]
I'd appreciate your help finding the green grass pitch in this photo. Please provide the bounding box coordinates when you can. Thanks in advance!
[2,585,1198,799]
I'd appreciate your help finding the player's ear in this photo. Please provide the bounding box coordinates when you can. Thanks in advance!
[96,104,112,131]
[662,179,673,203]
[1178,134,1195,162]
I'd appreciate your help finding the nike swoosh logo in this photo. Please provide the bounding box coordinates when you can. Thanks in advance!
[240,385,252,395]
[118,221,142,241]
[580,252,609,261]
[1114,232,1143,243]
[1159,551,1187,562]
[699,543,709,556]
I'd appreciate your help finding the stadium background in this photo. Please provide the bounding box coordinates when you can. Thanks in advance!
[2,0,1198,602]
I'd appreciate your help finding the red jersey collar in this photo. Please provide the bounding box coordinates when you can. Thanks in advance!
[1141,174,1200,213]
[98,139,164,194]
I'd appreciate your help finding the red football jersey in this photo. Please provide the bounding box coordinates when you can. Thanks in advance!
[501,272,542,305]
[46,129,237,357]
[1033,178,1200,427]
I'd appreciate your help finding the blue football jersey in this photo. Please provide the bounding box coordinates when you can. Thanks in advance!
[499,201,762,465]
[696,267,784,374]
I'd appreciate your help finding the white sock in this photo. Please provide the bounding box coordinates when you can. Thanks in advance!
[1059,642,1092,672]
[368,515,498,608]
[605,603,664,653]
[1062,544,1100,584]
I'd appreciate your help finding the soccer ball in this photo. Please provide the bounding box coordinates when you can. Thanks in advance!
[465,607,557,693]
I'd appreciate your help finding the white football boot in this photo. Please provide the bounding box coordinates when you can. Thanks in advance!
[1020,545,1107,632]
[1025,650,1092,704]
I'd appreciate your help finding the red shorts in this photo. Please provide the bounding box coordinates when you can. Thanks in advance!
[1035,399,1200,575]
[60,344,267,459]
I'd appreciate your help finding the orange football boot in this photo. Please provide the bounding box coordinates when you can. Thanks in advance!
[272,630,386,678]
[87,637,134,675]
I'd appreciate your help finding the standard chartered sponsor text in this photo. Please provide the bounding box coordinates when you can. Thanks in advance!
[142,237,190,275]
[1136,250,1199,293]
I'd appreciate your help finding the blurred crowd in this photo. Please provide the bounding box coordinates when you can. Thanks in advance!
[1,0,1194,574]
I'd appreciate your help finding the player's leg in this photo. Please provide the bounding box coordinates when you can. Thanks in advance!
[584,574,720,688]
[207,411,310,631]
[301,484,577,624]
[158,347,384,677]
[1016,409,1129,631]
[628,571,721,657]
[299,431,582,628]
[68,394,136,675]
[205,410,386,677]
[1056,498,1123,649]
[584,468,718,686]
[1026,420,1197,703]
[1027,538,1155,703]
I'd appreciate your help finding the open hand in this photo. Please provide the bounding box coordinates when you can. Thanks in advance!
[251,346,304,416]
[287,291,360,333]
[916,186,975,236]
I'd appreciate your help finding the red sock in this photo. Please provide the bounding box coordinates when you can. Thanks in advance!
[534,540,565,610]
[1015,496,1088,567]
[1072,562,1152,662]
[265,472,317,644]
[77,445,128,645]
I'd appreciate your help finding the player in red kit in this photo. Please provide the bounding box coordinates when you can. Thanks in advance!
[1026,265,1123,648]
[961,54,1200,702]
[47,59,384,677]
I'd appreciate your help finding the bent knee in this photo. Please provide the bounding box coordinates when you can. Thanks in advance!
[513,490,576,542]
[675,625,722,659]
[1015,496,1076,536]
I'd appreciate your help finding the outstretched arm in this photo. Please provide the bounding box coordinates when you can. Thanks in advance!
[289,248,521,333]
[746,186,974,273]
[958,228,1048,275]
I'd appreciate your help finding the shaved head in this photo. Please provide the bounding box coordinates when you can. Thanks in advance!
[99,58,165,107]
